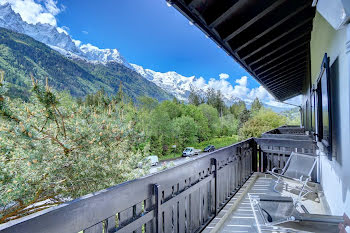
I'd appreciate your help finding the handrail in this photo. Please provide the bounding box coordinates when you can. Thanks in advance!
[0,139,258,233]
[0,126,317,233]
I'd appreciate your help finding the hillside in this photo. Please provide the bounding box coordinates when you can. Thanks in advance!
[0,27,173,101]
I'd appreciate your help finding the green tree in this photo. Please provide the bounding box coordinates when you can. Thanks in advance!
[230,99,247,118]
[0,77,146,223]
[239,108,287,138]
[188,87,203,106]
[198,104,220,136]
[220,114,239,136]
[251,97,263,114]
[172,116,199,149]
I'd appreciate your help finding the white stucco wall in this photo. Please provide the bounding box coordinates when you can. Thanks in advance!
[308,11,350,216]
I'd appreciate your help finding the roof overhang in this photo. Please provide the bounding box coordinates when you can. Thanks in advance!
[167,0,316,101]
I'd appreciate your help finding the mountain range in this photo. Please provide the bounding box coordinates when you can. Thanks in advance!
[0,3,173,101]
[0,3,229,103]
[0,3,292,111]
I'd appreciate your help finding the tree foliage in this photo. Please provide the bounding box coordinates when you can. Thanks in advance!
[239,108,287,138]
[0,71,297,223]
[0,77,146,223]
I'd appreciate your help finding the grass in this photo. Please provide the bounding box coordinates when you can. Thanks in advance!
[159,135,240,161]
[190,135,240,150]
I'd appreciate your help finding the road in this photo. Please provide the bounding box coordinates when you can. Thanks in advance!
[149,152,209,174]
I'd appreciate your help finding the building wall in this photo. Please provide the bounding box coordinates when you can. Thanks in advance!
[306,11,350,215]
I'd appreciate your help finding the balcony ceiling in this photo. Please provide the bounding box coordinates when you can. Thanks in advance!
[168,0,316,101]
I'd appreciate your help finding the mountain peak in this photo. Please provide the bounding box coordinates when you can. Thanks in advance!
[0,3,131,67]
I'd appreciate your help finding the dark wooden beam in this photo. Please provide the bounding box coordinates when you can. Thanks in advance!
[272,82,303,96]
[188,0,201,8]
[271,83,303,94]
[224,0,287,42]
[260,61,307,81]
[269,74,305,90]
[265,68,307,86]
[208,0,241,28]
[272,88,299,99]
[255,50,308,75]
[265,66,307,85]
[259,58,307,80]
[242,17,313,60]
[235,2,311,52]
[252,42,309,73]
[257,56,307,80]
[265,66,307,86]
[248,32,310,67]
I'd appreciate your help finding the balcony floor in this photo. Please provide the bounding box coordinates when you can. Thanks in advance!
[203,173,331,233]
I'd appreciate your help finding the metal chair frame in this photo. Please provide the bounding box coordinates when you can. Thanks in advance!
[267,152,318,200]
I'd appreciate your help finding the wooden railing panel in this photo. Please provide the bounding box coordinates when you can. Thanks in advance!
[84,222,103,233]
[144,197,155,233]
[0,139,258,233]
[106,216,116,233]
[257,137,316,174]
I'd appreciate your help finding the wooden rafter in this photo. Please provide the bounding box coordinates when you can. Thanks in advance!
[235,2,312,52]
[241,18,313,60]
[223,0,287,42]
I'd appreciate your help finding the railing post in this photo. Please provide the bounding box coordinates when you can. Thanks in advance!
[154,184,161,233]
[252,139,258,173]
[210,158,218,216]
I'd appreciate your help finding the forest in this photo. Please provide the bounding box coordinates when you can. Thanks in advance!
[0,74,298,223]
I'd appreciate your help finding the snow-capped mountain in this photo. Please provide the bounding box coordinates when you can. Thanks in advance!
[0,3,80,55]
[0,3,238,104]
[130,63,241,105]
[0,2,293,109]
[130,64,198,102]
[0,3,132,68]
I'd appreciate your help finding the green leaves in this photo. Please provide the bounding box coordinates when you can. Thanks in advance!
[0,80,146,223]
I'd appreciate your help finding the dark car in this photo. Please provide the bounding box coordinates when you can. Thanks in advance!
[204,145,215,152]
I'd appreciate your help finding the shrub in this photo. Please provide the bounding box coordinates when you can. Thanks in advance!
[239,108,287,138]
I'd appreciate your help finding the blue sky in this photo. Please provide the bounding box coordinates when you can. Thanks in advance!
[57,0,257,88]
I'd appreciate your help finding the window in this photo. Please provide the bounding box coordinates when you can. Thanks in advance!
[316,54,332,159]
[305,99,310,131]
[310,89,316,132]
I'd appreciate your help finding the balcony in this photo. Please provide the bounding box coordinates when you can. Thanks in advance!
[0,126,328,233]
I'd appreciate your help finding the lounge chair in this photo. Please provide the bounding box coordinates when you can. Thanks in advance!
[249,194,344,233]
[267,152,318,200]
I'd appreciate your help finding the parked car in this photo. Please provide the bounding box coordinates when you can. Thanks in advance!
[204,145,215,152]
[137,155,159,168]
[182,147,201,157]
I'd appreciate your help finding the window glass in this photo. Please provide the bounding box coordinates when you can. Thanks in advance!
[311,92,315,132]
[321,72,330,144]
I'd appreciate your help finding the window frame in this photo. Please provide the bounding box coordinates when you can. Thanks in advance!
[315,54,332,159]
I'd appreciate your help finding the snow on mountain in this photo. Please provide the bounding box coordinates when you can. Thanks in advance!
[130,64,242,105]
[79,44,133,69]
[0,3,81,55]
[0,3,131,68]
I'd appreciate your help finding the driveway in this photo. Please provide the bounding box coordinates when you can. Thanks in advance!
[149,152,209,174]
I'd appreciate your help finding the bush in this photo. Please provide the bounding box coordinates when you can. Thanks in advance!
[239,108,287,138]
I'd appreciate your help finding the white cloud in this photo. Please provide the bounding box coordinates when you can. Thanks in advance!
[166,2,171,7]
[199,74,298,109]
[0,0,64,25]
[219,73,229,80]
[44,0,60,15]
[82,30,89,35]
